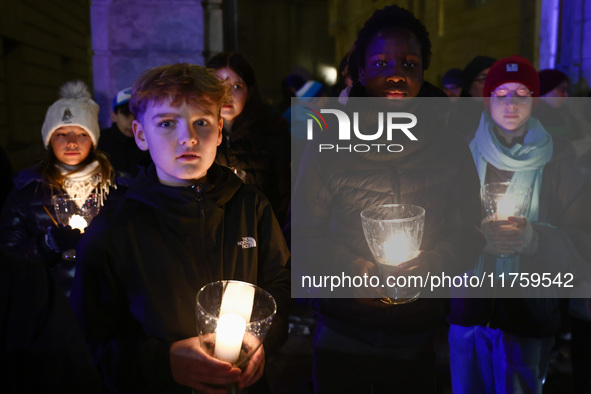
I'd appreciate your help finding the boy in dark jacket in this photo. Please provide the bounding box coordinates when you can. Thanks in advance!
[70,64,290,393]
[291,5,485,393]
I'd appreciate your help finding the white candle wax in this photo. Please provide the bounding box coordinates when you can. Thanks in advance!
[219,282,255,323]
[214,313,246,363]
[383,233,413,266]
[69,214,88,232]
[496,196,515,220]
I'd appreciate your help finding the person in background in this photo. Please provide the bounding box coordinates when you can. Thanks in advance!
[534,69,583,140]
[98,87,150,181]
[292,5,484,392]
[278,73,306,116]
[461,56,496,98]
[207,52,291,226]
[441,68,463,100]
[0,81,122,296]
[448,55,591,394]
[287,79,327,181]
[448,56,497,140]
[70,63,291,393]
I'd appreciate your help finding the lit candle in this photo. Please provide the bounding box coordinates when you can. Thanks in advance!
[496,196,515,220]
[69,214,88,232]
[383,233,414,266]
[214,313,246,363]
[219,282,255,322]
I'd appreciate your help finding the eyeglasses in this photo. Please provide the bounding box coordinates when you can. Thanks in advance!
[490,88,533,104]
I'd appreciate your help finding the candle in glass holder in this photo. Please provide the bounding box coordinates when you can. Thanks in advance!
[214,313,246,363]
[496,196,515,220]
[69,214,88,232]
[383,233,412,266]
[219,282,255,322]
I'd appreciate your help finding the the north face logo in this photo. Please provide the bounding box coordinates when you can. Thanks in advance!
[506,64,518,72]
[62,108,73,122]
[237,237,257,249]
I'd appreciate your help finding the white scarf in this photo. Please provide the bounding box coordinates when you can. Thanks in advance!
[57,160,113,206]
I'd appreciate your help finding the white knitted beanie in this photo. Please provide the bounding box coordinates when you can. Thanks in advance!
[41,81,100,149]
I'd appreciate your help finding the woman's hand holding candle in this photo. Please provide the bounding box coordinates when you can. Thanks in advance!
[481,216,537,255]
[395,250,430,280]
[351,257,386,299]
[504,217,538,255]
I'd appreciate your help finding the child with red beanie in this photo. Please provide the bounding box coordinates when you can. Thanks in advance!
[448,55,591,393]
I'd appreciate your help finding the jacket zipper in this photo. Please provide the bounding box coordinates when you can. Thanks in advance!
[192,184,205,218]
[389,166,400,204]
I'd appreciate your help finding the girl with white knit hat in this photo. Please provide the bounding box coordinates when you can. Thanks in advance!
[0,80,121,296]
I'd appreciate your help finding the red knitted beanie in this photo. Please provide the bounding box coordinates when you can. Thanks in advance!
[482,56,539,111]
[483,56,540,98]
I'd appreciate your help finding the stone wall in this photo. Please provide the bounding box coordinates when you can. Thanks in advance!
[91,0,207,127]
[0,0,93,171]
[327,0,535,90]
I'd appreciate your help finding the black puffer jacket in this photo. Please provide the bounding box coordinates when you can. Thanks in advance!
[0,164,124,295]
[291,88,485,344]
[216,113,290,226]
[70,163,291,393]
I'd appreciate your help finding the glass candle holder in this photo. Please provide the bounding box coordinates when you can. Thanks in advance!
[196,280,276,373]
[51,193,100,233]
[361,204,425,305]
[481,182,532,221]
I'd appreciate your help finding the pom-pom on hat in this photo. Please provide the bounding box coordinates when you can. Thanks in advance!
[112,87,132,111]
[483,55,540,99]
[41,81,100,149]
[538,69,568,96]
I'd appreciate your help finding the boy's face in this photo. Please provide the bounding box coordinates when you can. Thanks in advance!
[359,27,423,98]
[132,98,223,187]
[50,125,93,166]
[111,105,135,137]
[489,82,533,144]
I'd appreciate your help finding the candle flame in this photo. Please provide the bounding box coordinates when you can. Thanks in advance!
[69,214,87,232]
[383,233,413,266]
[496,196,515,220]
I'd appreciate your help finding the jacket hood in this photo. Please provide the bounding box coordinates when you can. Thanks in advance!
[124,163,243,213]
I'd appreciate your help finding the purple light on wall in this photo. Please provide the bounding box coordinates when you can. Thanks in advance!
[539,0,560,69]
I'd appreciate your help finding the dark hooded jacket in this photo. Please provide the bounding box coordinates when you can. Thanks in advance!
[216,112,291,226]
[70,163,290,393]
[291,82,485,345]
